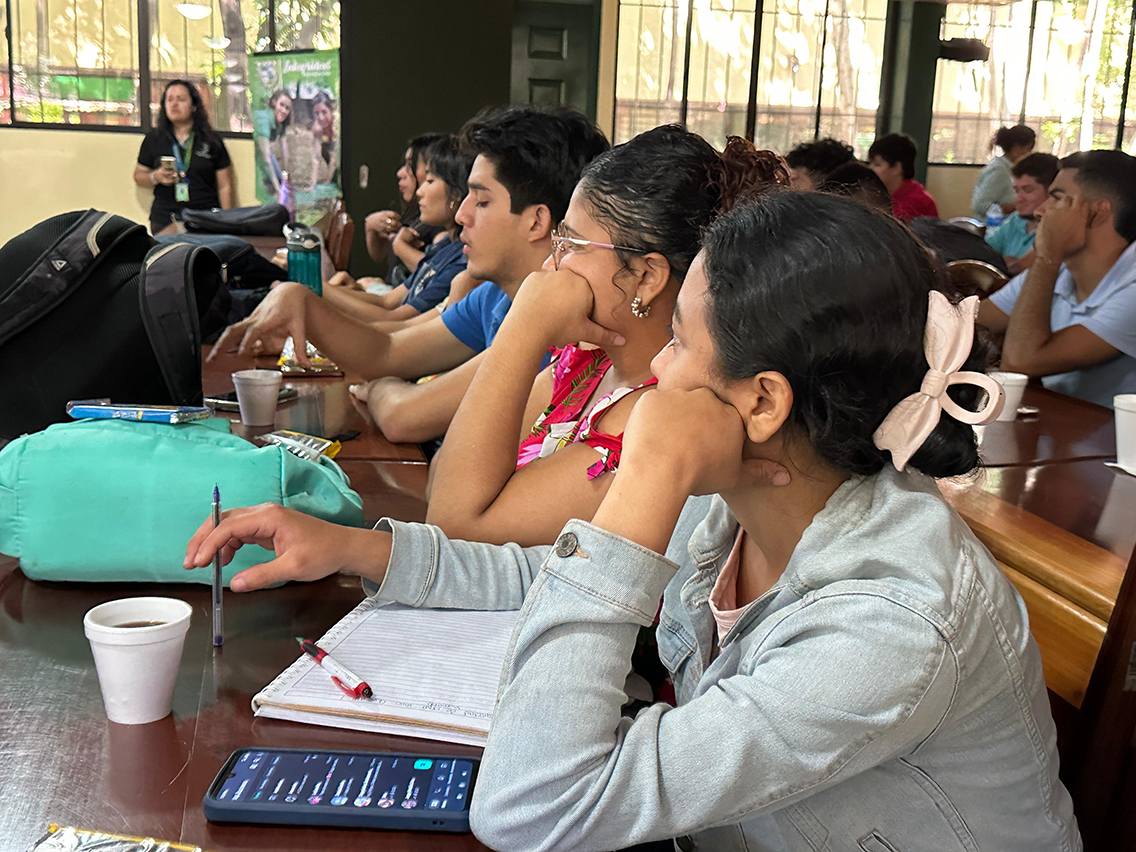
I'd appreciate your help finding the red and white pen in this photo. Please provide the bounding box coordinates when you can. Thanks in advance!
[295,637,373,699]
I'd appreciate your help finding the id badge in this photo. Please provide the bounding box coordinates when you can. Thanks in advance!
[175,181,190,202]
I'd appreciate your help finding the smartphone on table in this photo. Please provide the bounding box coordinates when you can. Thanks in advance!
[204,747,479,832]
[204,386,298,412]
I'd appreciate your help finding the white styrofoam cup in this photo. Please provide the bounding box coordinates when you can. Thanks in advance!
[231,368,283,426]
[989,371,1028,422]
[84,597,192,725]
[1115,394,1136,473]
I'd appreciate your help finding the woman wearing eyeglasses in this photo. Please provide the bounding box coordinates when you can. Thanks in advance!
[425,126,788,547]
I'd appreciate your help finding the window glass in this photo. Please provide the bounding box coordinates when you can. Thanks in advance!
[931,0,1133,163]
[149,0,262,133]
[0,3,10,123]
[614,0,886,155]
[614,0,686,142]
[272,0,340,51]
[11,0,140,125]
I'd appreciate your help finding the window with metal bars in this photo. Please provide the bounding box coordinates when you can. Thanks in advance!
[614,0,1136,163]
[613,0,887,156]
[931,0,1136,163]
[1,0,338,132]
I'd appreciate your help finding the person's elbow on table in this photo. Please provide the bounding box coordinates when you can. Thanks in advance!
[374,391,444,444]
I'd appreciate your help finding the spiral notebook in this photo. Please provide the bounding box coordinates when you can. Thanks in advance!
[252,599,519,746]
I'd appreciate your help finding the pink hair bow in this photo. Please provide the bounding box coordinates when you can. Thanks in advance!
[873,291,1005,472]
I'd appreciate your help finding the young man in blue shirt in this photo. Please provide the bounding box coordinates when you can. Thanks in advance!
[978,150,1136,407]
[211,107,609,441]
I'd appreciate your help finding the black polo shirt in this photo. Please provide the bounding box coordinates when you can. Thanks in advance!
[137,127,232,231]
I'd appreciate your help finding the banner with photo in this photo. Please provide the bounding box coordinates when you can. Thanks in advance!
[249,49,341,225]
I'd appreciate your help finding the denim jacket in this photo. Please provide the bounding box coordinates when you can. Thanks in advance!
[369,467,1080,851]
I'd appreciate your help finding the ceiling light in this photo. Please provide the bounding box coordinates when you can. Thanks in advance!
[176,3,211,21]
[203,36,231,50]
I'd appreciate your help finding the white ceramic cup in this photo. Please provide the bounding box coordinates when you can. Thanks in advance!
[231,368,283,426]
[989,371,1028,422]
[1115,394,1136,473]
[84,597,192,725]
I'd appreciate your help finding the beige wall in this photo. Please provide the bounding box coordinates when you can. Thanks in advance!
[926,164,983,221]
[0,128,256,245]
[595,0,619,140]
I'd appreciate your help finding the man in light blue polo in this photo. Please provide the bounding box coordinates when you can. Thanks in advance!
[978,150,1136,408]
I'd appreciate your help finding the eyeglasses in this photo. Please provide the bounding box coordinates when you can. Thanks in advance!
[550,224,645,270]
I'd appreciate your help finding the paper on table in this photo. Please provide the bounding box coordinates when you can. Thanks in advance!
[253,598,518,747]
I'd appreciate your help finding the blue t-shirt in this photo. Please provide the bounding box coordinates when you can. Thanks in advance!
[402,235,467,314]
[441,281,512,352]
[985,212,1036,259]
[989,241,1136,407]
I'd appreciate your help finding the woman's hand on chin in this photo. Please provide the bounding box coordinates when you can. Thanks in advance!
[621,388,790,496]
[508,269,625,352]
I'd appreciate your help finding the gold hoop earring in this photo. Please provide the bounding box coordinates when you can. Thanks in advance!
[630,296,650,318]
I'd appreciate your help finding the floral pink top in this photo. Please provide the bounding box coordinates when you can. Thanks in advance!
[516,344,656,480]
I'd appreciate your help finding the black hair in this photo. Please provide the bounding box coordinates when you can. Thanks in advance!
[577,125,787,280]
[702,192,991,478]
[158,79,218,142]
[1011,152,1059,187]
[1063,149,1136,243]
[868,132,918,180]
[268,89,292,141]
[785,138,856,181]
[312,91,336,139]
[818,162,891,212]
[408,132,446,175]
[992,125,1035,154]
[459,106,609,220]
[421,134,474,211]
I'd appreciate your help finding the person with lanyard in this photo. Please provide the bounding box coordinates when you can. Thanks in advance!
[187,192,1078,852]
[134,79,234,235]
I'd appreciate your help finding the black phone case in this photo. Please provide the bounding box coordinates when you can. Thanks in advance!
[203,747,478,832]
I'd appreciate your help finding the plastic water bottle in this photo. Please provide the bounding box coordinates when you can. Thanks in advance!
[279,170,296,222]
[286,224,323,297]
[985,202,1005,232]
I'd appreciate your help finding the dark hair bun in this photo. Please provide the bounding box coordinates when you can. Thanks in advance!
[712,138,790,213]
[702,192,992,479]
[579,126,786,280]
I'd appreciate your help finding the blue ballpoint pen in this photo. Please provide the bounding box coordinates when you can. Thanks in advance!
[212,484,224,647]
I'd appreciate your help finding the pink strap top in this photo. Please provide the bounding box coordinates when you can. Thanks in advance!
[709,529,776,643]
[516,344,656,480]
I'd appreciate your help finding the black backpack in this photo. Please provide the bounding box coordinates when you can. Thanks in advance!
[0,209,227,440]
[181,203,290,236]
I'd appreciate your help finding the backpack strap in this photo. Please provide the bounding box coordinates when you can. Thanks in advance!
[138,242,222,405]
[0,209,145,347]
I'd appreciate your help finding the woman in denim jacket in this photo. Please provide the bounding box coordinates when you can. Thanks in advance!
[189,192,1080,851]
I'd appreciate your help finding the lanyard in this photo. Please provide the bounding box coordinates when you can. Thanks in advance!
[172,130,194,172]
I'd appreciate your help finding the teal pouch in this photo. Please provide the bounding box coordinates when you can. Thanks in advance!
[0,418,364,584]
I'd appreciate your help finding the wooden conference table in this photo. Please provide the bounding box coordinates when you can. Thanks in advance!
[0,354,486,850]
[943,386,1133,712]
[0,370,1128,847]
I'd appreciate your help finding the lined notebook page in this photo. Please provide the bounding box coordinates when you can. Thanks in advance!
[253,599,519,747]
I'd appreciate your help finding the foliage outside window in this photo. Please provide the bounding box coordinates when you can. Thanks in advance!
[10,0,140,125]
[931,0,1136,163]
[614,0,887,155]
[2,0,339,131]
[616,0,1136,163]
